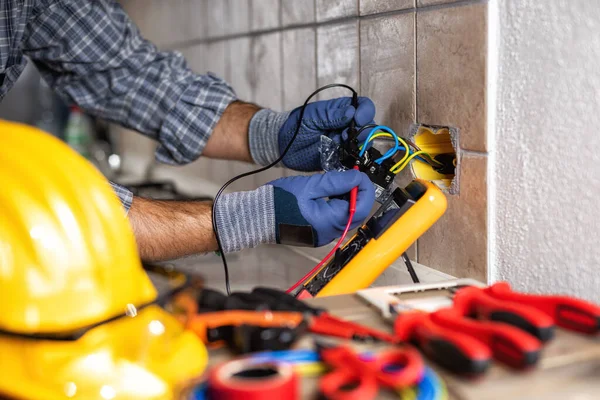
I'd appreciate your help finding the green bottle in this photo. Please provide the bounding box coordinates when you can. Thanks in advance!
[64,106,93,159]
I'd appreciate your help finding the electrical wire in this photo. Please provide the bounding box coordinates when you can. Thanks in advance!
[359,125,400,163]
[356,123,378,137]
[285,208,355,294]
[390,150,430,174]
[286,165,360,294]
[355,124,442,167]
[359,132,436,168]
[212,84,357,295]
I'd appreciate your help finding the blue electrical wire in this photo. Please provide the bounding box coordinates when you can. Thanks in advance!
[389,145,432,166]
[359,125,433,167]
[359,125,399,164]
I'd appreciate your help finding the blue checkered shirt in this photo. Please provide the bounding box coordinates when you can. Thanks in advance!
[1,0,237,212]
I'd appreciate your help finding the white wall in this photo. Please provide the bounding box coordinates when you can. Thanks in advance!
[491,0,600,301]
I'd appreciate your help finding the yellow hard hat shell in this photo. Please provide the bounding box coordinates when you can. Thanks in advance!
[0,120,157,334]
[0,305,208,400]
[0,120,208,399]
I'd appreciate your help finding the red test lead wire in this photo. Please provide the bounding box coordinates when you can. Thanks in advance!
[286,166,360,294]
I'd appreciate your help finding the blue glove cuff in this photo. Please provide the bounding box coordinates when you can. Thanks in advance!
[273,187,317,247]
[248,109,291,166]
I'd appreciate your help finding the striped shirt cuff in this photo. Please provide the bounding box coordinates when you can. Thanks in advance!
[109,181,133,214]
[248,109,290,166]
[157,73,237,165]
[214,185,276,253]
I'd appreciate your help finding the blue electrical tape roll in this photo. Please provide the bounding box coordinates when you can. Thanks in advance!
[250,349,320,364]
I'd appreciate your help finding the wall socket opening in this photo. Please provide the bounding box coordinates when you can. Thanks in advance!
[409,124,459,195]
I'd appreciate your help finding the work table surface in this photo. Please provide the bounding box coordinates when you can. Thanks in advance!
[206,291,600,400]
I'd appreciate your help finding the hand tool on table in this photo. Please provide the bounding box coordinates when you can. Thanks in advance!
[317,343,424,400]
[438,282,599,339]
[484,281,600,335]
[168,285,397,352]
[357,280,534,375]
[251,286,398,343]
[360,280,600,375]
[168,288,307,353]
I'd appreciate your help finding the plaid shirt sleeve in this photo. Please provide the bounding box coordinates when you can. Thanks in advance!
[22,0,237,209]
[109,181,133,214]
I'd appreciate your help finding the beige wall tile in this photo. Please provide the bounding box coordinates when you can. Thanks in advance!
[206,0,226,38]
[228,37,253,101]
[316,0,357,22]
[188,0,209,40]
[417,153,487,281]
[250,0,281,31]
[250,33,283,110]
[360,12,417,258]
[360,0,414,15]
[360,13,415,138]
[283,28,317,109]
[282,0,316,26]
[204,41,228,79]
[317,21,359,99]
[225,0,250,34]
[250,32,286,184]
[416,3,487,152]
[417,0,459,6]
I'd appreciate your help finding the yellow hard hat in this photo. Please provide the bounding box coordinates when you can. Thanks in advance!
[0,120,207,399]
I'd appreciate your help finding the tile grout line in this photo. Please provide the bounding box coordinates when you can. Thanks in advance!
[169,0,489,50]
[413,7,419,263]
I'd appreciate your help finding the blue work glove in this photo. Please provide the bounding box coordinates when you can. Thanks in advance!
[248,97,376,171]
[214,169,375,252]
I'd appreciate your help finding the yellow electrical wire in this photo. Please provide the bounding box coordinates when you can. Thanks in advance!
[358,130,443,173]
[359,131,412,168]
[390,150,430,174]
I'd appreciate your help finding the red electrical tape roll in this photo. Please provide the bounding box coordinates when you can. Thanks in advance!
[208,359,299,400]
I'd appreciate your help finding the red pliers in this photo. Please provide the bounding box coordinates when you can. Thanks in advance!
[318,344,424,400]
[393,281,600,375]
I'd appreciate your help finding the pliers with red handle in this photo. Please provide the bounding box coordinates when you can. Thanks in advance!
[392,281,600,376]
[483,282,600,335]
[393,297,542,374]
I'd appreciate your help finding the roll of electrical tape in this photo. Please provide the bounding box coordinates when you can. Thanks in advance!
[208,359,299,400]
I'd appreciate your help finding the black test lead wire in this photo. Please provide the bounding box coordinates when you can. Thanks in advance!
[212,84,358,295]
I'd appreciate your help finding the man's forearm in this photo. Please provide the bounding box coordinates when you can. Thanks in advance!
[128,196,218,261]
[202,101,260,163]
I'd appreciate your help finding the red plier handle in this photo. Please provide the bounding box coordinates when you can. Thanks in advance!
[453,286,555,342]
[431,307,541,369]
[486,282,600,335]
[319,345,424,400]
[394,311,491,376]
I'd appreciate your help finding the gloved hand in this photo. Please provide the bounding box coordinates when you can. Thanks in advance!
[214,169,375,253]
[248,97,376,171]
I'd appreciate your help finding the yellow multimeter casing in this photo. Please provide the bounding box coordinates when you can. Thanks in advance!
[311,180,447,297]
